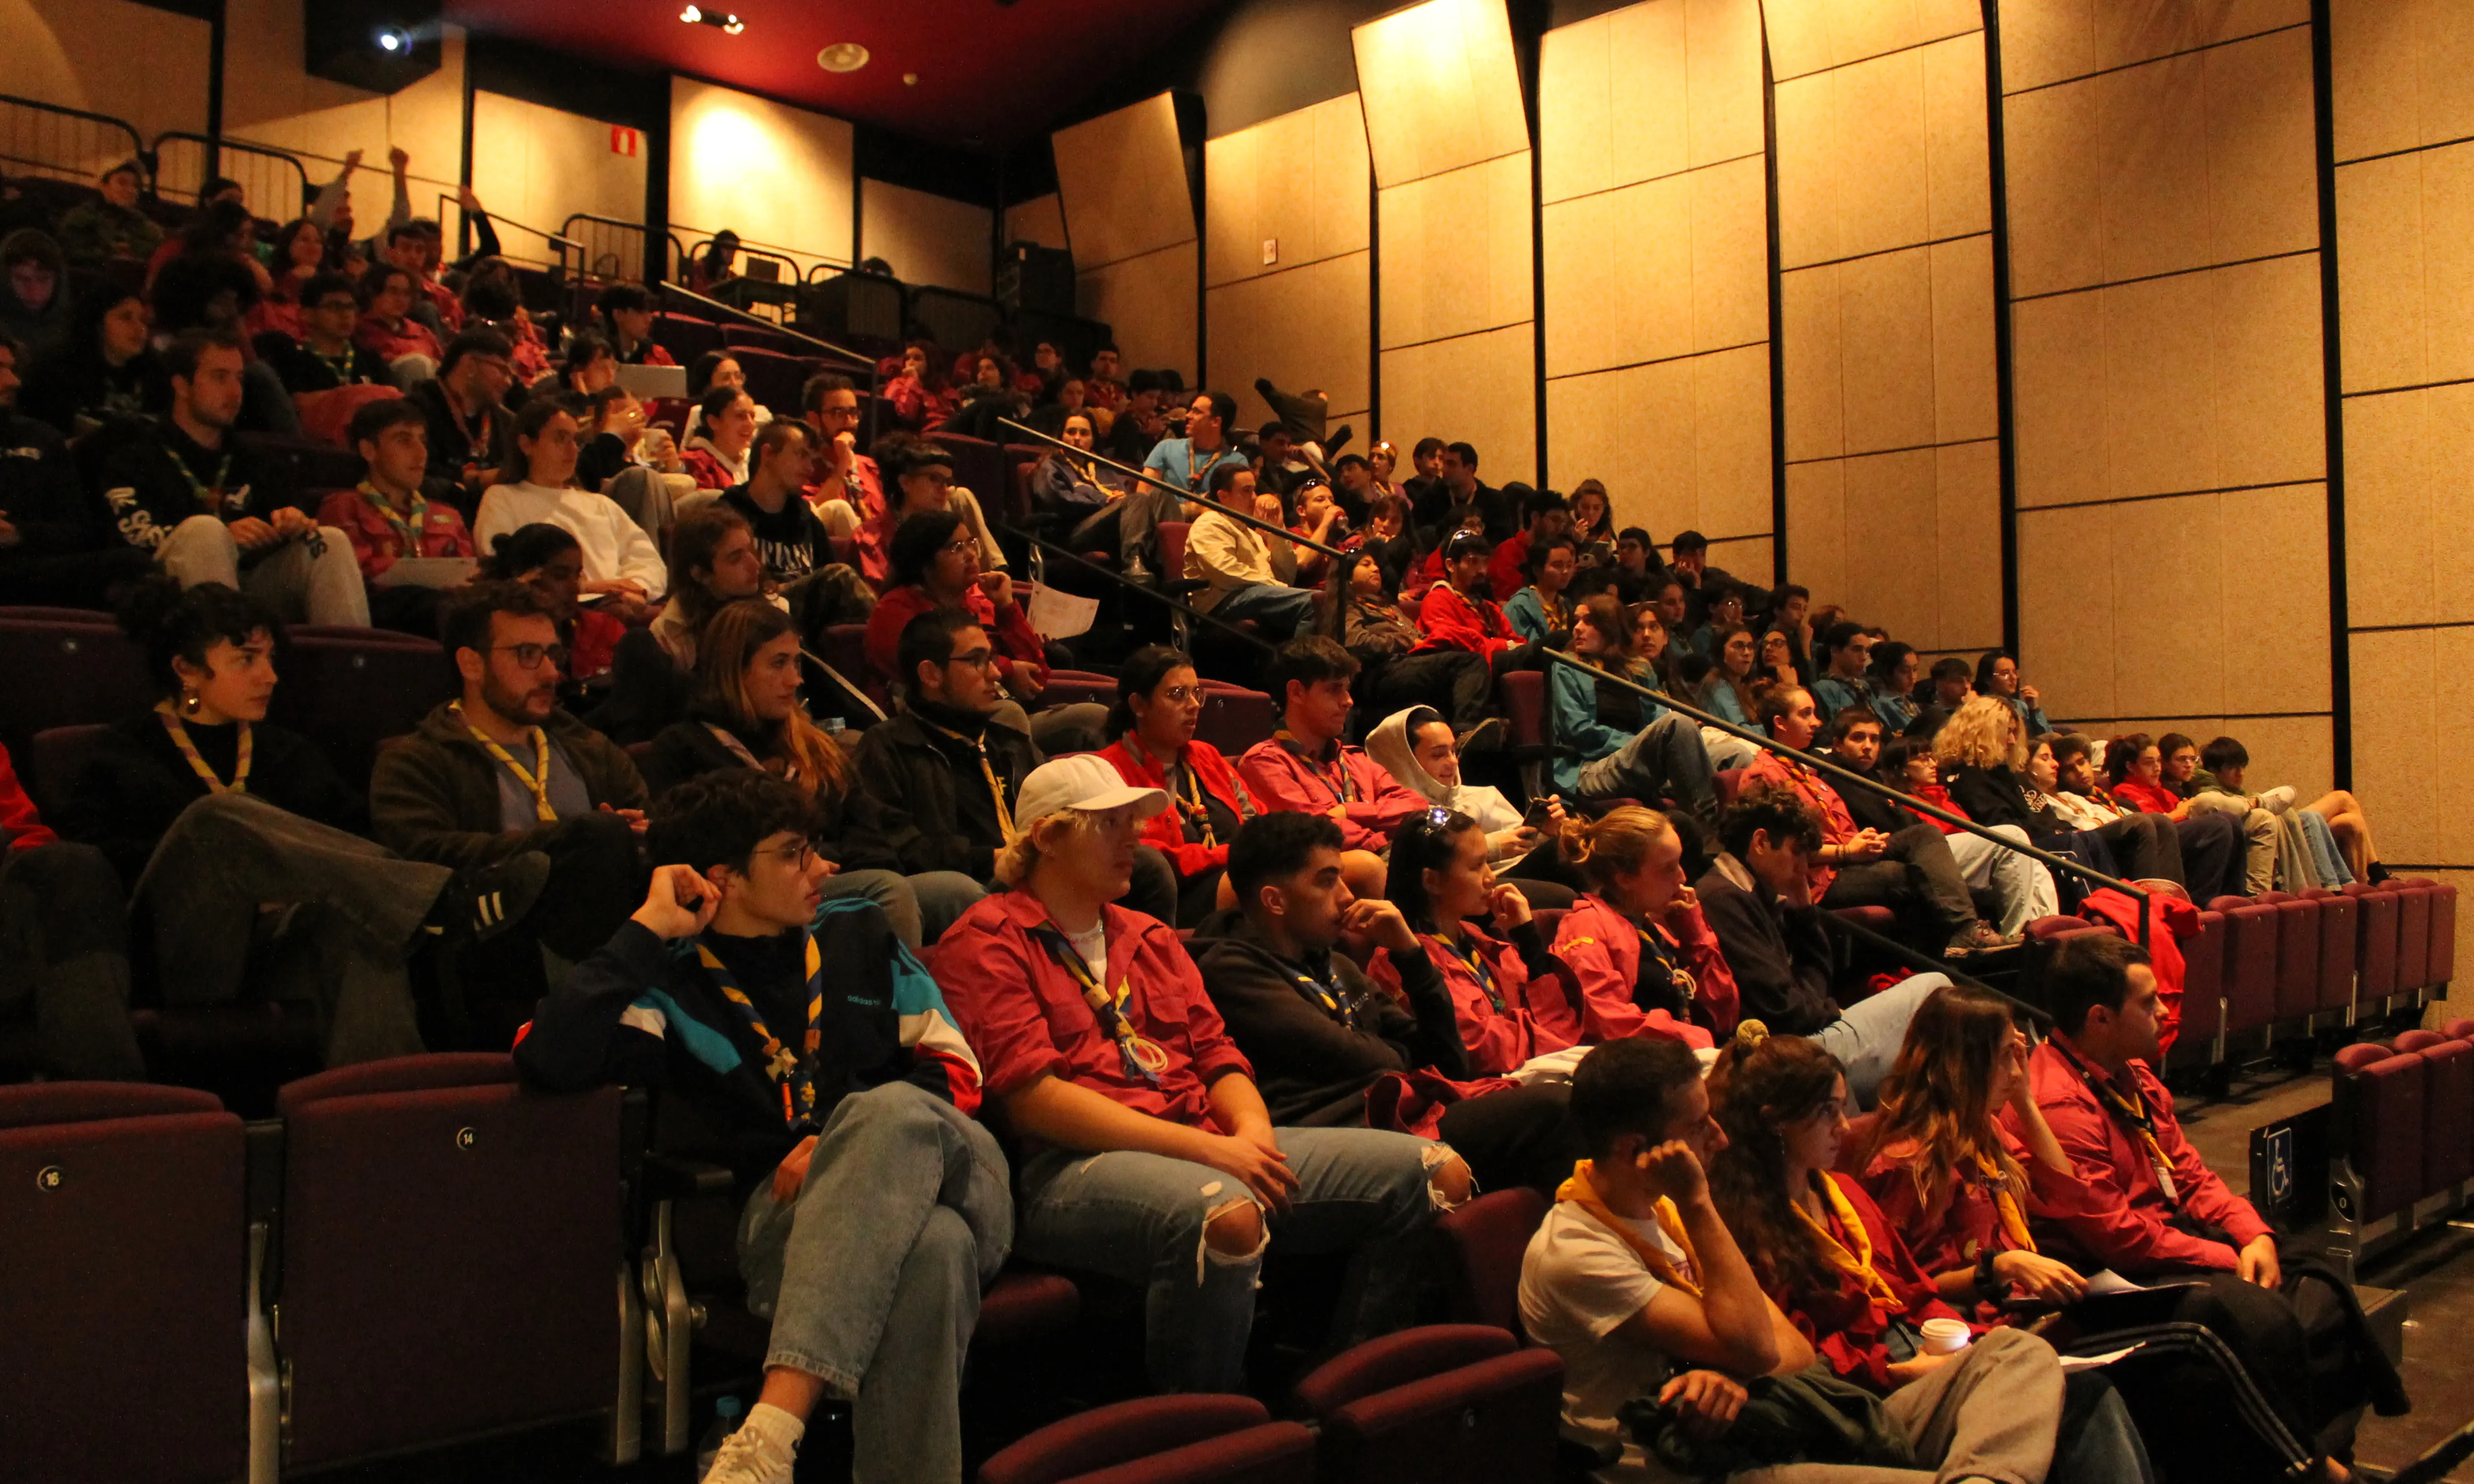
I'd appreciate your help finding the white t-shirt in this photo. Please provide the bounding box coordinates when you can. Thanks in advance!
[1518,1200,1700,1482]
[473,481,669,599]
[1064,919,1107,983]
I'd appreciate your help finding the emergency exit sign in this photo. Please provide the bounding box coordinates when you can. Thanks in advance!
[611,126,641,157]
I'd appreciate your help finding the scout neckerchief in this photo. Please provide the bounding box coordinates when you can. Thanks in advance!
[1031,921,1169,1084]
[314,345,361,386]
[1127,735,1226,849]
[1971,1152,2037,1254]
[1794,1171,1908,1314]
[1187,445,1236,493]
[704,722,800,785]
[358,479,427,557]
[1273,728,1356,807]
[1279,943,1362,1027]
[920,717,1015,840]
[1436,928,1505,1013]
[154,699,249,793]
[2048,1034,2181,1205]
[452,701,557,822]
[1626,907,1697,1012]
[1557,1159,1701,1298]
[167,442,233,515]
[694,930,824,1129]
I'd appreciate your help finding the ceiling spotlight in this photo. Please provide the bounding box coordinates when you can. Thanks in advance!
[374,25,409,52]
[817,42,869,72]
[902,72,919,86]
[679,6,742,32]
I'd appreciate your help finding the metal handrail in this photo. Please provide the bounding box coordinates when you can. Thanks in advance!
[678,228,848,279]
[431,192,578,269]
[988,519,1278,655]
[1537,648,2153,946]
[656,281,874,368]
[0,94,144,181]
[997,417,1344,560]
[1825,909,2050,1026]
[152,131,309,211]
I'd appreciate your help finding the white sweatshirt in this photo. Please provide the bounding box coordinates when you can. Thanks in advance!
[473,481,669,599]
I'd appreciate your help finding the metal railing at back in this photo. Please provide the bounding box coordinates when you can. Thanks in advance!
[560,212,680,285]
[997,417,1345,559]
[656,280,877,369]
[0,94,143,186]
[431,192,577,276]
[675,228,847,284]
[152,133,309,218]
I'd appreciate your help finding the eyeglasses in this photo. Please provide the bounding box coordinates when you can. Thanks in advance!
[760,838,822,867]
[942,536,982,556]
[1152,684,1201,704]
[495,642,569,670]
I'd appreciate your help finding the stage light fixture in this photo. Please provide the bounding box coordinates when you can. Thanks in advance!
[680,6,743,32]
[818,41,869,72]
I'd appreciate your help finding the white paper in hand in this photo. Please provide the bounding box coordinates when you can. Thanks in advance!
[1028,583,1100,640]
[2059,1344,2146,1373]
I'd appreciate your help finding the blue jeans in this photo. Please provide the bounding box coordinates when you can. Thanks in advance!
[1209,580,1317,637]
[819,868,986,950]
[1576,712,1718,826]
[1015,1126,1449,1392]
[737,1082,1012,1484]
[1810,971,1948,1108]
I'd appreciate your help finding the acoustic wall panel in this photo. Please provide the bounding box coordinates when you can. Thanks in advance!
[1376,152,1535,351]
[669,79,854,273]
[0,0,209,158]
[1996,0,2307,96]
[2330,0,2474,164]
[1539,0,1762,202]
[1079,244,1197,387]
[861,181,994,295]
[1053,93,1195,273]
[1764,0,1983,84]
[471,91,646,265]
[220,0,465,217]
[2341,383,2474,630]
[1005,194,1069,252]
[1383,325,1536,486]
[1546,345,1769,547]
[1206,253,1371,432]
[1353,0,1528,189]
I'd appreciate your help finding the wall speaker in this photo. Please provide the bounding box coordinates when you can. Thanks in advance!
[305,0,444,95]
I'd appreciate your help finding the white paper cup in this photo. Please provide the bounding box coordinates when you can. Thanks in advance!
[1919,1317,1971,1354]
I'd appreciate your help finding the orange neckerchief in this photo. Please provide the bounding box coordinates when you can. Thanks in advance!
[1794,1172,1907,1314]
[1555,1160,1701,1298]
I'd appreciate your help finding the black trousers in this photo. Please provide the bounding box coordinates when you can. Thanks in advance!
[449,811,644,1047]
[0,840,143,1079]
[2094,812,2180,884]
[1820,824,1979,937]
[2175,809,2247,900]
[1433,1081,1585,1197]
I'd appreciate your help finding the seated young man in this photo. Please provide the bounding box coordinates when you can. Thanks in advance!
[1693,781,1946,1106]
[1487,485,1569,602]
[1416,527,1525,664]
[1807,621,1876,724]
[317,397,477,636]
[1193,811,1583,1195]
[1741,685,2012,958]
[1236,636,1425,881]
[2194,733,2387,885]
[931,756,1469,1394]
[1183,460,1317,638]
[2006,934,2407,1459]
[268,270,390,396]
[1523,1038,2069,1484]
[517,771,1002,1484]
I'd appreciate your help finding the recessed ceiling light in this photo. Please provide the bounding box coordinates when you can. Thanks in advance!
[679,6,742,33]
[817,42,869,72]
[902,72,919,86]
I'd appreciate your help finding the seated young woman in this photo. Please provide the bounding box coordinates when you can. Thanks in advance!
[1693,622,1760,728]
[1371,807,1582,1076]
[1330,548,1498,740]
[1547,805,1738,1049]
[639,598,983,950]
[1500,534,1578,646]
[56,578,547,1066]
[2106,730,2277,894]
[1364,703,1575,902]
[1095,645,1264,928]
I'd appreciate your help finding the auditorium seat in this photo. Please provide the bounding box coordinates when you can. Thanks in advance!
[0,613,152,765]
[2336,1050,2425,1226]
[266,1054,628,1470]
[2428,879,2458,990]
[1437,1188,1547,1335]
[1035,668,1117,712]
[2209,896,2281,1044]
[2253,891,2323,1025]
[2347,883,2401,1009]
[1496,669,1551,799]
[651,310,721,364]
[2396,881,2435,998]
[720,321,803,356]
[2177,906,2228,1061]
[1290,1324,1564,1484]
[2421,1038,2474,1198]
[937,432,1008,514]
[0,1082,247,1484]
[1196,682,1277,756]
[820,621,887,706]
[648,394,691,433]
[266,631,459,793]
[2395,1029,2446,1054]
[977,1395,1315,1484]
[729,344,804,413]
[2301,887,2359,1017]
[1713,766,1747,813]
[26,721,107,816]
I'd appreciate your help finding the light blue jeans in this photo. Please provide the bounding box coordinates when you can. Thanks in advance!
[1015,1125,1449,1393]
[819,868,986,950]
[1577,712,1719,826]
[1810,970,1949,1108]
[737,1082,1012,1484]
[1209,580,1319,637]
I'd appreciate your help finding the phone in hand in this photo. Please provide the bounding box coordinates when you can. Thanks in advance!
[1521,797,1555,830]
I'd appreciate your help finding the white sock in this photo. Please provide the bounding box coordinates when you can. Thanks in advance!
[742,1401,806,1450]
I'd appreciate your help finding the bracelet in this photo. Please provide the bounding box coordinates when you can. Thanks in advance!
[1974,1249,2001,1298]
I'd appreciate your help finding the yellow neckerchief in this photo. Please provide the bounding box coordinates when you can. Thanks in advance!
[1974,1152,2037,1254]
[1031,919,1169,1084]
[693,932,824,1128]
[1556,1159,1702,1298]
[452,701,556,822]
[1434,927,1505,1012]
[357,479,427,557]
[1273,728,1356,805]
[153,699,249,794]
[919,716,1015,840]
[1126,735,1218,848]
[2048,1034,2181,1205]
[1793,1171,1908,1314]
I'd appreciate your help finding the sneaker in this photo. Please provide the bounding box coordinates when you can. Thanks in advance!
[1458,717,1505,756]
[700,1420,799,1484]
[2257,785,2297,815]
[1944,922,2022,958]
[427,851,552,947]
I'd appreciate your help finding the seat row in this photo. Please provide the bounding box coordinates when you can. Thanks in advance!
[2326,1021,2474,1273]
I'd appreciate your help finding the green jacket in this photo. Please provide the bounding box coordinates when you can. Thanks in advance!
[55,201,162,267]
[370,700,647,869]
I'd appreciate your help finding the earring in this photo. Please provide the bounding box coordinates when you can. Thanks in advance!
[180,687,202,716]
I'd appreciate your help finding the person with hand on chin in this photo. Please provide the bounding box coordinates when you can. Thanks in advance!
[1548,805,1739,1050]
[1374,807,1582,1076]
[931,756,1470,1395]
[474,400,667,624]
[517,769,1001,1484]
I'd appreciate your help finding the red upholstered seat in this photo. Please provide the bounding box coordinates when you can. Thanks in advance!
[1196,684,1277,756]
[978,1394,1314,1484]
[2421,1038,2474,1196]
[0,616,153,767]
[974,1271,1081,1350]
[2026,915,2094,940]
[2333,1042,2391,1074]
[2347,884,2400,1004]
[2394,1029,2446,1054]
[2209,896,2281,1040]
[1437,1188,1548,1335]
[2303,888,2359,1016]
[2445,1018,2474,1042]
[1291,1324,1565,1484]
[265,632,459,794]
[2339,1051,2425,1223]
[2396,882,2435,993]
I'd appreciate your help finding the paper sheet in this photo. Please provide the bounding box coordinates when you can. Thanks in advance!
[2059,1344,2146,1373]
[1028,583,1101,640]
[2080,1270,2150,1296]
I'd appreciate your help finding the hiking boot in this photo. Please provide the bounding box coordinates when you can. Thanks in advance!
[428,851,552,948]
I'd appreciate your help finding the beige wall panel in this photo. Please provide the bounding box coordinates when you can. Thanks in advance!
[2409,0,2474,157]
[1843,449,1941,642]
[1832,53,1933,264]
[1053,93,1192,270]
[1204,125,1264,287]
[2010,289,2108,508]
[2100,270,2215,499]
[1930,234,1999,444]
[2340,383,2474,629]
[2205,27,2321,265]
[1997,0,2097,94]
[2329,0,2419,162]
[2219,483,2332,714]
[1383,324,1537,484]
[2335,153,2427,394]
[1695,344,1774,537]
[1935,439,2004,646]
[2211,253,2326,489]
[2000,83,2104,298]
[1377,152,1535,350]
[1781,263,1846,463]
[1693,155,1770,350]
[1006,194,1070,252]
[1205,96,1370,290]
[1838,245,1937,455]
[2111,496,2227,718]
[1763,0,1979,83]
[1685,0,1767,167]
[2018,503,2116,715]
[1922,33,1993,240]
[1353,0,1528,188]
[669,79,854,270]
[2089,0,2310,80]
[1078,244,1197,385]
[1547,361,1694,531]
[1542,176,1691,376]
[861,181,992,295]
[1542,3,1670,203]
[471,91,647,267]
[1788,460,1850,611]
[0,0,208,159]
[1709,534,1774,581]
[2351,628,2441,863]
[1207,252,1371,430]
[1760,0,1834,83]
[219,0,464,208]
[2096,53,2213,285]
[1317,96,1374,256]
[1772,75,1841,269]
[2421,145,2474,389]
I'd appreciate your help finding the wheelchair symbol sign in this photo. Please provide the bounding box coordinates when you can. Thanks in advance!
[2265,1126,2294,1204]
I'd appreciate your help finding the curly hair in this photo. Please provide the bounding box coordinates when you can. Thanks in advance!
[1931,694,2025,772]
[1706,1033,1846,1299]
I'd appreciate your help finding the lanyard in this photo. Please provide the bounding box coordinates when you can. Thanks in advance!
[1972,1152,2037,1254]
[1556,1161,1702,1298]
[2050,1036,2180,1204]
[1794,1172,1909,1314]
[316,347,361,385]
[1274,729,1356,807]
[921,719,1015,839]
[154,700,249,793]
[358,479,427,557]
[1285,951,1358,1024]
[1032,923,1168,1084]
[694,932,825,1128]
[1187,445,1235,492]
[1438,931,1505,1013]
[1632,919,1697,1007]
[169,445,233,515]
[453,702,557,822]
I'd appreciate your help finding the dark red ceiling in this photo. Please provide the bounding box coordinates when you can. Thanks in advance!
[445,0,1225,152]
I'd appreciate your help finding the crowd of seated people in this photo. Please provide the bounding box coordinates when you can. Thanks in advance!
[0,162,2424,1484]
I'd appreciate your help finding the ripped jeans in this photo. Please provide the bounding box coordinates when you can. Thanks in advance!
[1015,1127,1454,1393]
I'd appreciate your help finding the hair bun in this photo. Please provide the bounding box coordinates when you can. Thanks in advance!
[1734,1020,1769,1046]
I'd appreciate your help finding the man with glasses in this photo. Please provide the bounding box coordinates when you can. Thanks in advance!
[371,580,649,1038]
[407,327,515,510]
[269,271,389,396]
[799,373,878,540]
[1111,388,1242,582]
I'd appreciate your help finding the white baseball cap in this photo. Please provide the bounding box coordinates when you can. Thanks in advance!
[1012,755,1169,838]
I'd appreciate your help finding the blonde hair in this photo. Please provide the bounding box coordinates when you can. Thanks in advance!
[1931,694,2025,773]
[1555,804,1675,891]
[994,807,1111,888]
